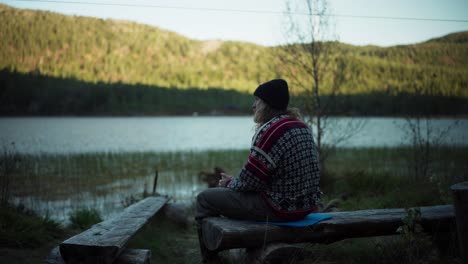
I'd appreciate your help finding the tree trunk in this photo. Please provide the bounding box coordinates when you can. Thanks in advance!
[451,182,468,262]
[202,205,454,252]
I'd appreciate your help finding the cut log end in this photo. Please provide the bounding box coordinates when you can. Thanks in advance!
[451,181,468,263]
[450,182,468,191]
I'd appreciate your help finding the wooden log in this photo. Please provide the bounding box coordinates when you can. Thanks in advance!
[45,247,151,264]
[152,170,158,195]
[451,182,468,262]
[59,196,168,264]
[202,204,454,251]
[217,248,249,263]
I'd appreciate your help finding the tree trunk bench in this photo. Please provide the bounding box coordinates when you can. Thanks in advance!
[200,204,455,262]
[46,196,168,264]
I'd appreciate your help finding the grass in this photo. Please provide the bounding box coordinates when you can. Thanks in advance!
[10,150,248,199]
[298,235,442,264]
[68,208,103,230]
[320,146,468,210]
[0,204,63,248]
[128,213,200,264]
[6,146,468,218]
[9,146,467,201]
[2,146,467,263]
[322,170,447,211]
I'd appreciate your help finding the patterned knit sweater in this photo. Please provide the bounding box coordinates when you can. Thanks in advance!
[227,115,321,220]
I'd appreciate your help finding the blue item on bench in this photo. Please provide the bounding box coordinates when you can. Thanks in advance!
[261,213,332,227]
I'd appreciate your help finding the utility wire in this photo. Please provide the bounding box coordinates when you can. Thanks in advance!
[12,0,468,23]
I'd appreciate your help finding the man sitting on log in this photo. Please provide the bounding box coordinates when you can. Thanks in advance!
[195,79,322,258]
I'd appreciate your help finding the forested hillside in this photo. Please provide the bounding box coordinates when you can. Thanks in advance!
[1,3,467,116]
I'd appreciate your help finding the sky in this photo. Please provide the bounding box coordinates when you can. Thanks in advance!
[2,0,468,47]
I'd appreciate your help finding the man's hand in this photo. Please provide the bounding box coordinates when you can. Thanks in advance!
[218,173,232,187]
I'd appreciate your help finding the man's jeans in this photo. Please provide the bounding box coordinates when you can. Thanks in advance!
[195,187,286,222]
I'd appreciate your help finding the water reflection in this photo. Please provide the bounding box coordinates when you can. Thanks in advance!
[12,170,208,223]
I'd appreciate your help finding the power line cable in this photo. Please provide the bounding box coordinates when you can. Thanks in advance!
[12,0,468,23]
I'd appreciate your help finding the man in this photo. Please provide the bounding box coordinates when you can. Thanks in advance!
[195,79,321,260]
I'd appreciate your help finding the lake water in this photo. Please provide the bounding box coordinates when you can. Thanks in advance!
[1,116,467,154]
[11,171,207,224]
[1,116,467,222]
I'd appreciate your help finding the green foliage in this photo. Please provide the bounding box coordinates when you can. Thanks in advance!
[129,214,199,264]
[321,146,468,210]
[0,70,253,115]
[0,3,467,99]
[0,204,63,248]
[343,170,401,196]
[1,142,21,205]
[300,235,439,264]
[10,150,249,202]
[397,208,423,239]
[1,70,467,116]
[394,208,437,264]
[68,208,103,230]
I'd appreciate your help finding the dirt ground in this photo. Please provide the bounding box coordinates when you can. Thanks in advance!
[0,231,75,264]
[1,242,57,263]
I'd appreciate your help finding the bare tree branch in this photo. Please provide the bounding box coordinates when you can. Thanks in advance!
[279,0,366,177]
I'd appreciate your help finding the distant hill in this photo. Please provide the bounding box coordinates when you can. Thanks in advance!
[1,3,467,97]
[426,31,468,44]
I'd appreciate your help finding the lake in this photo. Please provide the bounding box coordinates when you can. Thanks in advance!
[1,116,467,223]
[1,116,467,154]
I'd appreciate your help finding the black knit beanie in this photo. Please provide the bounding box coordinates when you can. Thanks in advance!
[254,79,289,110]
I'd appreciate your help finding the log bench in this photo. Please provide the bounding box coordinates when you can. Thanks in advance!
[200,182,468,263]
[46,196,168,264]
[200,204,456,263]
